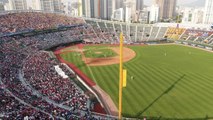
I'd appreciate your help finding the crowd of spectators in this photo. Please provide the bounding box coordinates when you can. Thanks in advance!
[0,15,107,118]
[23,52,89,108]
[179,29,213,44]
[82,24,102,43]
[84,21,119,44]
[0,12,84,35]
[0,89,51,119]
[162,27,184,40]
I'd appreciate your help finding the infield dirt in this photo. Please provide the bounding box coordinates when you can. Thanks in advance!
[81,47,136,66]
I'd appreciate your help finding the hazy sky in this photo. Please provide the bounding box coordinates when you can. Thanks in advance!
[144,0,199,6]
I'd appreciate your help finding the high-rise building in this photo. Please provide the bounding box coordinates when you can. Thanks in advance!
[0,0,7,11]
[100,0,114,20]
[136,0,143,11]
[123,0,136,22]
[5,0,27,10]
[3,0,63,12]
[89,0,114,20]
[0,3,5,11]
[115,0,123,9]
[112,8,124,21]
[82,0,91,17]
[155,0,177,20]
[29,0,41,10]
[62,0,72,14]
[107,0,114,20]
[203,0,213,24]
[40,0,54,11]
[90,0,95,17]
[182,7,204,24]
[90,0,99,18]
[100,0,107,19]
[53,0,62,12]
[39,0,62,12]
[148,4,159,23]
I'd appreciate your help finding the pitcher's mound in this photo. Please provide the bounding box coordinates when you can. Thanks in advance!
[95,52,102,54]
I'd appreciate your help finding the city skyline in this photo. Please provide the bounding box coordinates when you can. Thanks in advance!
[0,0,204,7]
[144,0,202,6]
[0,0,210,24]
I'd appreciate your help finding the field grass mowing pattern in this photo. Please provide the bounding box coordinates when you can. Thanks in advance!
[60,45,213,119]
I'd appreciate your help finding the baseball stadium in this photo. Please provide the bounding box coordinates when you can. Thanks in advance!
[0,11,213,120]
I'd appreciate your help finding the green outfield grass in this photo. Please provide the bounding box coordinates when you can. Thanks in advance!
[60,45,213,119]
[84,48,117,58]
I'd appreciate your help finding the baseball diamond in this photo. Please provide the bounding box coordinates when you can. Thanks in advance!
[59,44,213,119]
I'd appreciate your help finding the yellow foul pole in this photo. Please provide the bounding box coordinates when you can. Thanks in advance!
[118,33,123,119]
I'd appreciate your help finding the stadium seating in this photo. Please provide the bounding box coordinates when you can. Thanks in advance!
[0,12,84,36]
[203,34,213,44]
[130,25,136,42]
[164,27,186,40]
[149,27,160,40]
[142,27,152,41]
[84,19,213,47]
[0,34,97,119]
[179,29,213,44]
[195,31,213,43]
[156,27,168,39]
[0,12,114,119]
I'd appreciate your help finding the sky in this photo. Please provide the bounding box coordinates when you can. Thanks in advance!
[144,0,199,6]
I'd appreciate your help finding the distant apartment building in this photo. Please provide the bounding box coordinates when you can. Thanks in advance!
[136,0,143,11]
[137,6,149,23]
[3,0,63,12]
[40,0,54,11]
[90,0,99,18]
[60,0,70,14]
[4,0,27,10]
[123,0,137,22]
[0,3,5,11]
[88,0,115,20]
[155,0,177,20]
[39,0,62,12]
[113,0,143,22]
[82,0,91,17]
[203,0,213,24]
[115,0,124,9]
[148,4,159,23]
[53,0,62,12]
[112,8,124,21]
[181,7,204,24]
[99,0,114,20]
[30,0,41,10]
[137,4,159,24]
